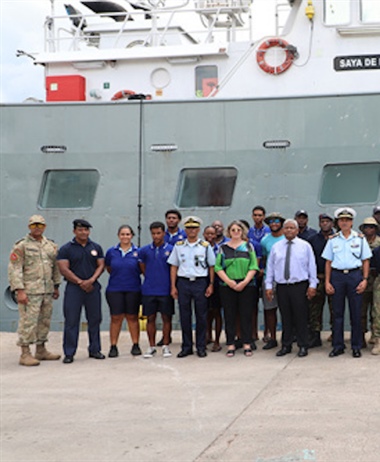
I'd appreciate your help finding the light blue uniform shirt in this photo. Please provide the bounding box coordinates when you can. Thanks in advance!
[265,237,318,289]
[167,239,216,278]
[321,230,372,269]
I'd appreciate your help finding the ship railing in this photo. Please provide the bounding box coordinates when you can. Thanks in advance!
[44,3,253,53]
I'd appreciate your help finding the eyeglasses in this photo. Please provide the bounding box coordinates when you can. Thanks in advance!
[29,223,45,229]
[269,219,281,224]
[230,227,242,232]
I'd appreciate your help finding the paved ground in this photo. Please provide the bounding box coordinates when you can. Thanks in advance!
[1,331,379,462]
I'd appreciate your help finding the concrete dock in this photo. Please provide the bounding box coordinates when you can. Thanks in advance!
[1,331,379,462]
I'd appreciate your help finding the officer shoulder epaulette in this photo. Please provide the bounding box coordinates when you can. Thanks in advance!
[200,240,209,247]
[329,233,340,239]
[175,240,185,246]
[14,238,25,245]
[357,233,365,239]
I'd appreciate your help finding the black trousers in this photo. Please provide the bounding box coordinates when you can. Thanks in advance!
[277,281,309,348]
[220,284,255,345]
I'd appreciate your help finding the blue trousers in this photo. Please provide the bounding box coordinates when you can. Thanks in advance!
[331,270,363,350]
[177,277,208,353]
[63,282,102,356]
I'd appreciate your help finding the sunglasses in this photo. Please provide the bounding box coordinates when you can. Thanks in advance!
[29,223,45,229]
[269,219,281,224]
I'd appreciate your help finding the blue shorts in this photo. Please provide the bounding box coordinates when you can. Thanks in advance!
[142,295,174,317]
[106,291,141,316]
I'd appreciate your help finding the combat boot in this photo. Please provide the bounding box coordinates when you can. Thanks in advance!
[20,346,40,366]
[371,338,380,355]
[35,343,61,361]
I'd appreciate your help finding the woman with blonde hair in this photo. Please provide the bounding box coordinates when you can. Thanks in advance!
[215,220,259,357]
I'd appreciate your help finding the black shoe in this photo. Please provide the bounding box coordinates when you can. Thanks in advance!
[89,352,106,360]
[263,339,278,350]
[177,350,193,358]
[157,336,172,347]
[63,355,74,364]
[329,348,345,358]
[298,347,308,357]
[131,344,142,356]
[197,350,207,358]
[250,341,257,351]
[352,349,362,358]
[276,346,292,357]
[308,332,322,348]
[108,345,119,358]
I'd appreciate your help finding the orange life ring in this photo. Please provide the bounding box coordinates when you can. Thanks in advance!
[256,38,294,75]
[111,89,135,101]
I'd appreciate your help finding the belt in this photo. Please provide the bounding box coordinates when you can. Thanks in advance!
[178,276,208,282]
[332,268,361,274]
[277,280,308,286]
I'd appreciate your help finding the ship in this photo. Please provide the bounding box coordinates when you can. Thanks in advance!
[1,0,379,331]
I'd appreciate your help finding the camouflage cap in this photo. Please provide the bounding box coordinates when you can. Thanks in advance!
[28,215,46,225]
[359,217,380,232]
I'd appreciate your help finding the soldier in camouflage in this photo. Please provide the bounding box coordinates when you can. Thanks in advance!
[8,215,61,366]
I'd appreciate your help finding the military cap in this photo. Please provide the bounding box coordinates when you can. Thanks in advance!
[359,217,380,232]
[334,207,356,220]
[73,219,92,228]
[183,216,202,228]
[28,215,46,225]
[264,212,285,224]
[295,210,308,218]
[319,213,333,221]
[373,206,380,215]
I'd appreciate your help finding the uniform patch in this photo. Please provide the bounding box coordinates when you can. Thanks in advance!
[176,241,185,246]
[165,251,170,256]
[10,253,18,262]
[133,252,138,257]
[91,249,98,256]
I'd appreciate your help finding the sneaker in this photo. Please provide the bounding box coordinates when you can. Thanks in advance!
[162,345,172,358]
[131,343,142,356]
[108,345,119,358]
[144,347,157,358]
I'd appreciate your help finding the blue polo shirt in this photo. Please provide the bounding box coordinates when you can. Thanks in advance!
[105,244,141,292]
[138,242,173,296]
[57,238,104,280]
[164,228,187,245]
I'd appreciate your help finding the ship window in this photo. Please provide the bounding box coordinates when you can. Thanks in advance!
[176,167,237,208]
[38,170,100,209]
[324,0,350,25]
[195,66,218,98]
[320,163,380,205]
[361,0,380,23]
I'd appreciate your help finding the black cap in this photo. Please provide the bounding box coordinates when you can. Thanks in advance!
[319,213,333,221]
[373,206,380,214]
[73,219,92,229]
[295,210,308,218]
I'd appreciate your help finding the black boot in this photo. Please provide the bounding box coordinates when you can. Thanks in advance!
[308,331,322,348]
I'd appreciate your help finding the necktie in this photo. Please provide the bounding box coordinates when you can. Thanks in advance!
[284,241,292,280]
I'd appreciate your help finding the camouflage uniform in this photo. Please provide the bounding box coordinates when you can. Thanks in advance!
[360,236,380,336]
[8,234,61,346]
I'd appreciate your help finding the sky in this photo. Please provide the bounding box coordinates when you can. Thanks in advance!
[0,0,279,103]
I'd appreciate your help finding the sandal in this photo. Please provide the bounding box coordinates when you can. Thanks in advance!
[226,349,235,357]
[244,349,253,357]
[211,344,222,352]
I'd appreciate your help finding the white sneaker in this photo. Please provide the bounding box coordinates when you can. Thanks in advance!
[162,345,172,358]
[143,347,157,358]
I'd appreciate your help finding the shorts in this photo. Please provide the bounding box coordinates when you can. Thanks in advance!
[262,281,278,310]
[106,291,141,316]
[142,295,175,317]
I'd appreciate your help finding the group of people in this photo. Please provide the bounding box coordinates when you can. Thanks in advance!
[8,205,380,366]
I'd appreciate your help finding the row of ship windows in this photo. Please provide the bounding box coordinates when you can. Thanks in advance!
[38,163,380,209]
[325,0,380,25]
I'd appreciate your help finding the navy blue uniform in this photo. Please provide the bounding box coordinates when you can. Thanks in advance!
[58,238,104,356]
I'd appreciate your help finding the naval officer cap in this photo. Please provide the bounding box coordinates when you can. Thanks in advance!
[334,207,356,220]
[183,216,202,228]
[264,212,285,224]
[73,219,92,229]
[373,206,380,215]
[359,217,380,232]
[29,215,46,225]
[295,210,308,217]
